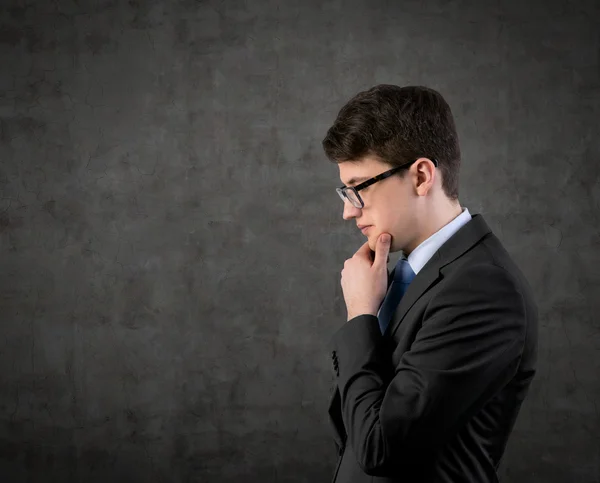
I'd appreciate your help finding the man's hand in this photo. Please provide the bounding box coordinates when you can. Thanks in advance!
[341,233,392,321]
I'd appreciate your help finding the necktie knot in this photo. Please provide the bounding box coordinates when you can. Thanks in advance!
[394,257,416,284]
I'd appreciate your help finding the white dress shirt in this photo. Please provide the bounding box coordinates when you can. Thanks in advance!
[406,206,472,275]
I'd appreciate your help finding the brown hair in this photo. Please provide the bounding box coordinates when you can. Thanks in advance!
[322,84,461,201]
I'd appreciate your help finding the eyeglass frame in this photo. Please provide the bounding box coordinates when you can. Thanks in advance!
[336,157,439,209]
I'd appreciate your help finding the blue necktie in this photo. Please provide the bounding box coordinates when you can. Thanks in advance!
[377,257,416,334]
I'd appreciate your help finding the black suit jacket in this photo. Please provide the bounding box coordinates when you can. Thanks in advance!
[327,213,538,482]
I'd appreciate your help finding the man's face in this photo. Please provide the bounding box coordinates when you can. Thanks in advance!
[338,156,418,254]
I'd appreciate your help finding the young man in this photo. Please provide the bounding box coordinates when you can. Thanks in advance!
[322,85,538,482]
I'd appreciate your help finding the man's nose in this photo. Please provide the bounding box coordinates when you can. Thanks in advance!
[342,200,361,220]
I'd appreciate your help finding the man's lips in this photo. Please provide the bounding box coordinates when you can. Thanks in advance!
[359,225,372,234]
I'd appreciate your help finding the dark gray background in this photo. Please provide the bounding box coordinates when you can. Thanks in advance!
[1,0,599,482]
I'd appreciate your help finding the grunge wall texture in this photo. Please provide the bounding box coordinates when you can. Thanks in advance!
[1,0,599,481]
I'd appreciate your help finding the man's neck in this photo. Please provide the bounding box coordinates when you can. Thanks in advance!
[405,202,463,255]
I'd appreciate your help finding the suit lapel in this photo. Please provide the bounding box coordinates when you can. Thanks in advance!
[383,251,443,338]
[384,213,492,338]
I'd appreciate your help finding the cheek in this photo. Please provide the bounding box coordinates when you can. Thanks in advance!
[380,211,403,237]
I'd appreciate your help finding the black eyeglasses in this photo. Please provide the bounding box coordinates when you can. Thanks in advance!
[336,157,438,209]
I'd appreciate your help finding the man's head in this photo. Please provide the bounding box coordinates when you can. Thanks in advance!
[322,85,463,255]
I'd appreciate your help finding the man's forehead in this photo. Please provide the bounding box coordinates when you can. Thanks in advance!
[338,161,377,186]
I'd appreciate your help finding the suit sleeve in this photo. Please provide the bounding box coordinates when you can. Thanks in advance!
[328,263,527,476]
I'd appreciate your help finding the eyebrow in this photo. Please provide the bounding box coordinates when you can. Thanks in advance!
[343,176,369,186]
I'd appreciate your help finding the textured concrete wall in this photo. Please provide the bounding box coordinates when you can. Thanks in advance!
[1,0,599,482]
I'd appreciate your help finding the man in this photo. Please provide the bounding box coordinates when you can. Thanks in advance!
[321,85,538,482]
